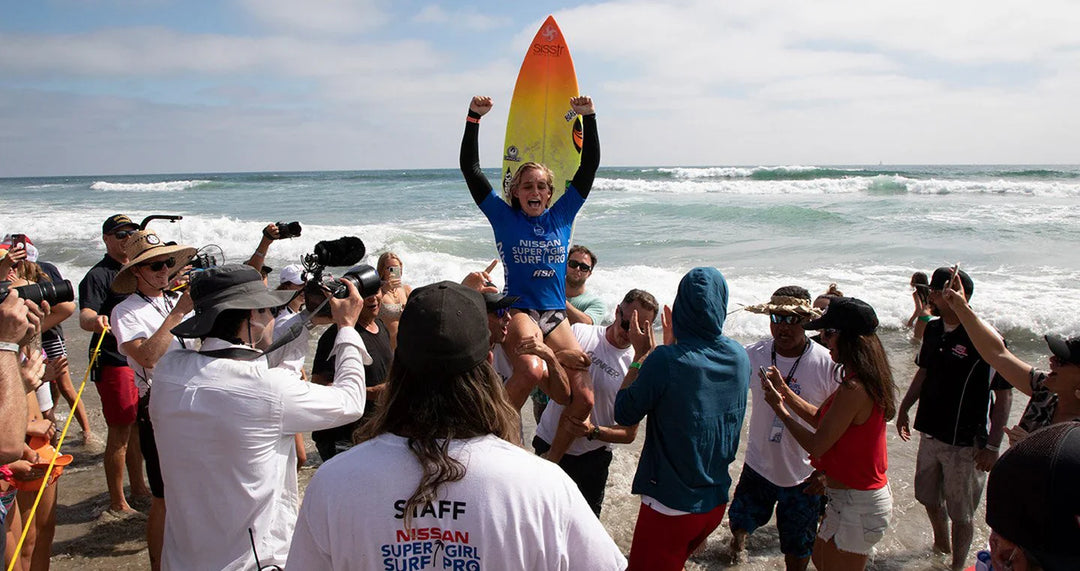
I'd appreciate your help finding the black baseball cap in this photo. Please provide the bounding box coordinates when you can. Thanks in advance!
[102,214,137,235]
[803,297,879,335]
[396,281,490,376]
[482,292,519,313]
[930,267,974,298]
[1046,335,1080,366]
[987,422,1080,570]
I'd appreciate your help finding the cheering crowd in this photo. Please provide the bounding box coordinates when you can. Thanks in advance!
[0,96,1077,571]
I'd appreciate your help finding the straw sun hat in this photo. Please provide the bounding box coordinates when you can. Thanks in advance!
[111,230,197,294]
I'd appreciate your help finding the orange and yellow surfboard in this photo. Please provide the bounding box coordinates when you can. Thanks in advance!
[502,15,581,205]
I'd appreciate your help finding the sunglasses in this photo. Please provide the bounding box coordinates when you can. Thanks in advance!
[567,260,592,272]
[140,257,177,272]
[770,314,804,325]
[112,229,137,239]
[823,328,841,337]
[492,307,509,318]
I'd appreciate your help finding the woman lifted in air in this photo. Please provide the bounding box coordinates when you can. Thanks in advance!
[460,95,598,461]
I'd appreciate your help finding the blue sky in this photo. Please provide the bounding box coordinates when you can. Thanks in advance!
[1,0,1077,176]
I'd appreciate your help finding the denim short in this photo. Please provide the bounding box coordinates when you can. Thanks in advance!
[818,485,892,556]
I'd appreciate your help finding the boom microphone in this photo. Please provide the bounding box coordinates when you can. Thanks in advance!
[312,237,366,267]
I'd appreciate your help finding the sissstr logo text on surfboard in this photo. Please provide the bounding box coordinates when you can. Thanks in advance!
[532,43,565,57]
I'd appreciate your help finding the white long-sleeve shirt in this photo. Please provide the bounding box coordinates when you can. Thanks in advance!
[150,326,370,571]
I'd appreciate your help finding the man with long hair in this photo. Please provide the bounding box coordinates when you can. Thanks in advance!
[288,281,625,570]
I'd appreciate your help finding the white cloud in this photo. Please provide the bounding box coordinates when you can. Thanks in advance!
[3,0,1080,175]
[0,29,443,78]
[413,5,510,31]
[236,0,388,36]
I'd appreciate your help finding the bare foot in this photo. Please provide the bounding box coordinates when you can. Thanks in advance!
[81,432,104,453]
[933,541,951,555]
[726,535,747,564]
[102,505,145,520]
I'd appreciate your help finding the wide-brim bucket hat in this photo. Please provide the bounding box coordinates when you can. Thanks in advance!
[172,264,295,339]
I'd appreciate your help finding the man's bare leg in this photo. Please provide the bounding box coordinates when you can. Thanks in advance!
[104,424,135,512]
[127,428,150,499]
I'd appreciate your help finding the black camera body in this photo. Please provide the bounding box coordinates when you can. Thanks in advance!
[276,221,302,240]
[301,237,380,315]
[0,279,75,305]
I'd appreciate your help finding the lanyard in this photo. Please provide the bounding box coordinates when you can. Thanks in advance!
[771,338,810,385]
[135,291,187,350]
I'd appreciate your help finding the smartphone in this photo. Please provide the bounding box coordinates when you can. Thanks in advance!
[759,366,769,379]
[10,234,26,250]
[388,266,401,279]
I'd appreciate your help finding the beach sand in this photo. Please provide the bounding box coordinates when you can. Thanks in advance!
[40,319,1028,570]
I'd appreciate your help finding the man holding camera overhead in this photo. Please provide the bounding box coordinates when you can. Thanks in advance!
[109,229,196,571]
[78,214,152,515]
[149,264,370,571]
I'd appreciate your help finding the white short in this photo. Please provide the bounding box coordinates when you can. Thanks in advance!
[818,485,892,556]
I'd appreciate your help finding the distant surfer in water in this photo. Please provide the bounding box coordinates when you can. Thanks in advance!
[460,94,599,462]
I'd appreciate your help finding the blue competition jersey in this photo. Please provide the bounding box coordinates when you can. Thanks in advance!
[479,188,585,310]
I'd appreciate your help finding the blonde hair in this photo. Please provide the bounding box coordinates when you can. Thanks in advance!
[14,261,49,284]
[506,162,555,209]
[377,252,403,276]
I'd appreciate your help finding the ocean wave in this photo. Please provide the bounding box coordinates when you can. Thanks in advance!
[992,168,1080,179]
[904,178,1080,196]
[593,176,871,195]
[14,207,1079,341]
[593,174,1080,197]
[657,165,863,180]
[90,180,212,192]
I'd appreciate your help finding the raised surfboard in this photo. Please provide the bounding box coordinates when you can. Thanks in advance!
[502,15,582,205]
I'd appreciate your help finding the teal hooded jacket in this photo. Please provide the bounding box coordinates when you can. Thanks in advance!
[614,267,750,513]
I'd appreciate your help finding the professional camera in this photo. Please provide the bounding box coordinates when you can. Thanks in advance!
[190,245,224,271]
[301,236,380,315]
[0,279,75,305]
[276,221,302,240]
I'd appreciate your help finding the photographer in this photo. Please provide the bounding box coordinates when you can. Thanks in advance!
[149,264,370,570]
[109,229,196,571]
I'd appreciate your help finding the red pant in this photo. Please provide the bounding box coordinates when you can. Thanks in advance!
[627,501,727,571]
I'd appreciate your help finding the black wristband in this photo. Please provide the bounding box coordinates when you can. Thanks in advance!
[467,110,482,120]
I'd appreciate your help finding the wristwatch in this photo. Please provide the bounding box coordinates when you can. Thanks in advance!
[587,426,601,441]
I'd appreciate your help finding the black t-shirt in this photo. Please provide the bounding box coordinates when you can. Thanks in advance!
[913,319,1011,447]
[38,261,65,343]
[311,319,392,445]
[77,254,128,367]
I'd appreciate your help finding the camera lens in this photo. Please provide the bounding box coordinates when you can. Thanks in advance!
[4,279,76,305]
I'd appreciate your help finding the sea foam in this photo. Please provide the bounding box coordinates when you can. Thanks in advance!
[90,180,211,192]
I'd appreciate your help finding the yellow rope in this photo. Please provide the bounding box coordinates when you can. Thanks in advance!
[7,328,108,571]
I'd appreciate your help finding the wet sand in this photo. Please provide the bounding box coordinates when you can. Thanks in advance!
[43,320,1033,570]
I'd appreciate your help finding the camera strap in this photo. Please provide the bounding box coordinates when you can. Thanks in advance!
[199,347,263,361]
[204,295,332,362]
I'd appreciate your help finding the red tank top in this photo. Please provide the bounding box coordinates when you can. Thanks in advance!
[810,389,889,490]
